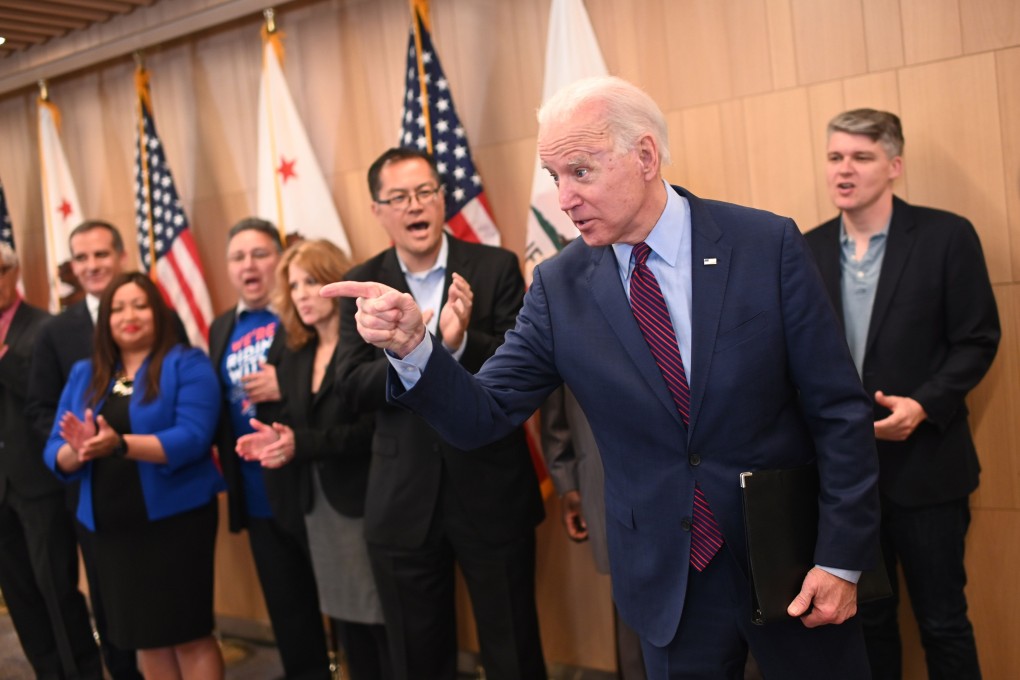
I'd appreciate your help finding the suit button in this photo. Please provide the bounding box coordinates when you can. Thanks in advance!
[681,517,692,532]
[689,454,701,466]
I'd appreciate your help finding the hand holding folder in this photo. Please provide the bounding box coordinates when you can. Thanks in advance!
[739,463,891,625]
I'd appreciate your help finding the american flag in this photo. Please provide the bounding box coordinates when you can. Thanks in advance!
[134,66,214,351]
[399,0,499,246]
[0,181,13,251]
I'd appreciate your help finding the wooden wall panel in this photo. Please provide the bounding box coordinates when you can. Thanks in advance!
[677,104,750,206]
[663,111,691,190]
[969,285,1019,510]
[965,507,1020,677]
[1,0,1019,673]
[960,0,1020,53]
[996,47,1020,285]
[663,0,773,109]
[900,0,963,64]
[585,0,671,108]
[861,0,905,71]
[743,88,820,230]
[806,81,845,225]
[898,54,1011,284]
[789,0,868,85]
[764,0,798,90]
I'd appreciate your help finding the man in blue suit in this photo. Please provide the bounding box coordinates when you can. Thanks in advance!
[325,76,880,679]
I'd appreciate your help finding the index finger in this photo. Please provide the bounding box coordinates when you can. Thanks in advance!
[320,281,383,299]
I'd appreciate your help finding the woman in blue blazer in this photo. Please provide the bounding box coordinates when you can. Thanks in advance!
[44,272,225,679]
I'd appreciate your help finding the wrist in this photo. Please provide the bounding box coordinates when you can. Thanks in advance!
[111,434,129,459]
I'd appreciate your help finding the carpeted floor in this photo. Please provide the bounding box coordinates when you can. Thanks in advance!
[0,601,284,679]
[0,601,616,679]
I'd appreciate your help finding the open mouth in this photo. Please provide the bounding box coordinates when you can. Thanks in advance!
[407,221,430,232]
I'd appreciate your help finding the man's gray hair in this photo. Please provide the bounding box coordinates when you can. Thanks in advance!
[0,242,18,269]
[538,76,671,166]
[827,109,904,159]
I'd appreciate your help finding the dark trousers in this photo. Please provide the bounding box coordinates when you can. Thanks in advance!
[640,544,870,680]
[860,496,981,680]
[367,508,545,680]
[332,618,393,680]
[0,490,101,680]
[76,519,141,680]
[615,604,647,680]
[247,516,332,680]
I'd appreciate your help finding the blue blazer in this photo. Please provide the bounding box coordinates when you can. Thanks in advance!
[44,345,226,531]
[394,186,880,647]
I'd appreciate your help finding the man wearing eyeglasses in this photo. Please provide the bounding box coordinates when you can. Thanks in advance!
[336,148,546,680]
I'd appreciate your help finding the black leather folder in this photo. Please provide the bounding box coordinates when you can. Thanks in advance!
[739,463,891,624]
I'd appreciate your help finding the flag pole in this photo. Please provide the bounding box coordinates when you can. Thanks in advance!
[410,0,432,153]
[262,8,288,243]
[134,51,158,280]
[37,79,60,312]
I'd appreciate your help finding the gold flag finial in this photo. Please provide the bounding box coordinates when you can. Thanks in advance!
[264,8,276,34]
[38,79,49,101]
[133,50,145,69]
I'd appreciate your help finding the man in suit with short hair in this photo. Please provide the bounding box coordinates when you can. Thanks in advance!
[0,242,102,679]
[326,77,879,679]
[335,147,546,680]
[805,108,999,680]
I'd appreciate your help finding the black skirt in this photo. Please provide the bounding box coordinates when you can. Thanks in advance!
[92,499,218,649]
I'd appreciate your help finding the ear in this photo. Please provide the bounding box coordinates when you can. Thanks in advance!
[888,155,904,181]
[635,134,660,181]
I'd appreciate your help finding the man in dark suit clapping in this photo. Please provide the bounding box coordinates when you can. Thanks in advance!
[0,242,102,679]
[336,148,546,680]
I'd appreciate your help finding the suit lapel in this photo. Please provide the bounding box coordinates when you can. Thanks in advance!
[865,198,916,356]
[379,249,412,295]
[209,313,235,367]
[590,242,685,429]
[814,218,845,325]
[4,304,31,349]
[685,190,730,441]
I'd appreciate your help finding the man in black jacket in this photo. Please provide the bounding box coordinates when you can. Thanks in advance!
[1,242,102,679]
[336,148,545,680]
[805,109,1000,680]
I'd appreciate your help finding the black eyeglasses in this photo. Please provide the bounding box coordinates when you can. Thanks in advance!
[375,185,444,210]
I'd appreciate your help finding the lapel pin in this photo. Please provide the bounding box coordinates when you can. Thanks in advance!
[703,258,717,266]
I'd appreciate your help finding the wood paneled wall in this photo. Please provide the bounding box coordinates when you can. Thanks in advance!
[1,0,1018,674]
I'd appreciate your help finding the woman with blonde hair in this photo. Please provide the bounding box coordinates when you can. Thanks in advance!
[237,239,390,679]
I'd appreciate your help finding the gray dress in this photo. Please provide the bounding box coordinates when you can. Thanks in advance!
[305,467,384,624]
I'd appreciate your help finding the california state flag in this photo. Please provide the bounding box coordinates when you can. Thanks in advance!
[525,0,608,282]
[38,98,85,311]
[257,27,351,256]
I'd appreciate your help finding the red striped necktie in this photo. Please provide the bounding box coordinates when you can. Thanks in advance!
[630,241,723,571]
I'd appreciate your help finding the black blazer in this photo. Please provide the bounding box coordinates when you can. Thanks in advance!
[26,301,93,443]
[337,236,544,549]
[806,196,1000,506]
[209,307,286,533]
[255,328,374,538]
[1,302,60,501]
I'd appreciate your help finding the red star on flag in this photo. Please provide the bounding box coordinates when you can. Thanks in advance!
[276,157,297,184]
[57,199,73,220]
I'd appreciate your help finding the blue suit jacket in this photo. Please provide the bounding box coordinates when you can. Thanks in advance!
[44,345,225,530]
[394,186,880,646]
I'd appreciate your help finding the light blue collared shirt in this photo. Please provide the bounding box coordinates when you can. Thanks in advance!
[839,220,889,378]
[393,233,466,359]
[612,180,693,382]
